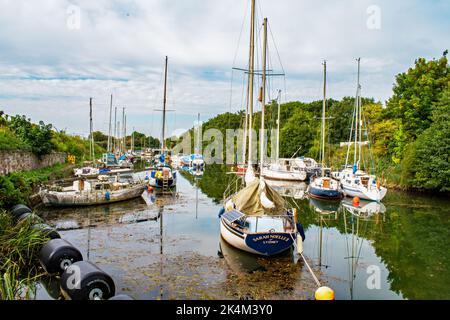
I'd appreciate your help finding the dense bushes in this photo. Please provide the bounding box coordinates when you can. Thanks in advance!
[8,115,55,156]
[0,164,72,209]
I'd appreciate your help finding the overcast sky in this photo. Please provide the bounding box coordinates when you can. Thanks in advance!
[0,0,448,139]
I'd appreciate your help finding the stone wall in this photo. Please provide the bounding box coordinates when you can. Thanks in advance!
[0,151,67,175]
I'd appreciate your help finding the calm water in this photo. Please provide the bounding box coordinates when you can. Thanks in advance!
[34,165,450,300]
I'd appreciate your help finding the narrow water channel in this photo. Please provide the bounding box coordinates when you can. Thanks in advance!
[34,165,450,300]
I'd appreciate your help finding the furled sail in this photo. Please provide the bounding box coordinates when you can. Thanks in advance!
[230,178,285,216]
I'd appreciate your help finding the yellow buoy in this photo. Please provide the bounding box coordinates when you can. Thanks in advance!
[315,286,335,300]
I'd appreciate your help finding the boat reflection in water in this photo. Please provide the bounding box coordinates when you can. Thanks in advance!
[265,180,307,200]
[341,197,386,219]
[218,235,315,299]
[308,197,341,216]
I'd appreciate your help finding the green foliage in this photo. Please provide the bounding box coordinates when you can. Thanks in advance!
[0,163,71,209]
[280,109,317,158]
[385,52,450,146]
[401,87,450,191]
[52,131,104,162]
[0,126,30,151]
[9,115,55,156]
[0,211,49,299]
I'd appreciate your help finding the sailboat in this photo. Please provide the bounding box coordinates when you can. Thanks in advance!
[332,59,387,202]
[147,56,177,189]
[261,90,308,182]
[220,7,302,256]
[308,61,343,201]
[72,98,99,178]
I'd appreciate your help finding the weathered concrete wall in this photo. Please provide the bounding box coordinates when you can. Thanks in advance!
[0,151,67,175]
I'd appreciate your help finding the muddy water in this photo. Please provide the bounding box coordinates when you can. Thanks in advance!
[34,167,450,300]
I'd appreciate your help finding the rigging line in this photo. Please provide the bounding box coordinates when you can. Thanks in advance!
[268,23,285,76]
[231,0,250,68]
[228,0,250,128]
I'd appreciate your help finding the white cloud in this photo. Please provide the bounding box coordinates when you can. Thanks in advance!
[0,0,448,136]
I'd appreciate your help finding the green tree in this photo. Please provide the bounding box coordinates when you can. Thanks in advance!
[9,115,55,156]
[402,87,450,191]
[385,51,449,147]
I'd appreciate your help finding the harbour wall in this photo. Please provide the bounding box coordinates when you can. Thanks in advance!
[0,151,67,176]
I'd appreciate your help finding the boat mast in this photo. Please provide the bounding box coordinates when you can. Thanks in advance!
[357,59,362,168]
[122,107,125,154]
[354,58,360,169]
[132,127,135,153]
[247,0,256,167]
[124,114,127,152]
[276,89,281,161]
[113,106,117,154]
[107,94,113,154]
[196,113,201,155]
[89,97,94,163]
[321,60,327,177]
[259,17,268,171]
[162,56,168,154]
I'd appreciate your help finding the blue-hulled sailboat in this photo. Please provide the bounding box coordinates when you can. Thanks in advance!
[308,61,343,201]
[220,8,304,256]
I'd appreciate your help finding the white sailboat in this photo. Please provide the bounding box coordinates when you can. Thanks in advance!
[147,56,177,189]
[332,59,387,202]
[221,9,301,256]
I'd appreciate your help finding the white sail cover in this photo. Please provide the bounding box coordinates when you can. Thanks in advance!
[230,178,286,216]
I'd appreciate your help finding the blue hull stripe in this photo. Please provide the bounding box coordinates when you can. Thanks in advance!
[309,186,342,199]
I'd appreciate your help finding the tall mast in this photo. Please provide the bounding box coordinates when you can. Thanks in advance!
[247,0,256,166]
[107,94,113,153]
[132,127,135,153]
[124,114,127,152]
[113,106,117,153]
[89,98,94,163]
[354,58,360,167]
[276,90,281,161]
[122,107,125,154]
[162,56,168,153]
[259,17,268,171]
[321,60,327,176]
[196,113,201,155]
[358,60,362,166]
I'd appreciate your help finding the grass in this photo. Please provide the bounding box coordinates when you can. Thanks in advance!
[0,163,74,210]
[0,211,49,300]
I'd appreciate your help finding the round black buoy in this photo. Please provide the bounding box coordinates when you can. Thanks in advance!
[39,239,83,275]
[10,204,32,221]
[60,261,115,300]
[109,294,134,300]
[15,211,43,224]
[31,224,61,239]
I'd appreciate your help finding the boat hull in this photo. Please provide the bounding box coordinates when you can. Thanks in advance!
[220,218,295,256]
[342,185,387,202]
[262,168,307,182]
[40,184,147,207]
[308,185,343,200]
